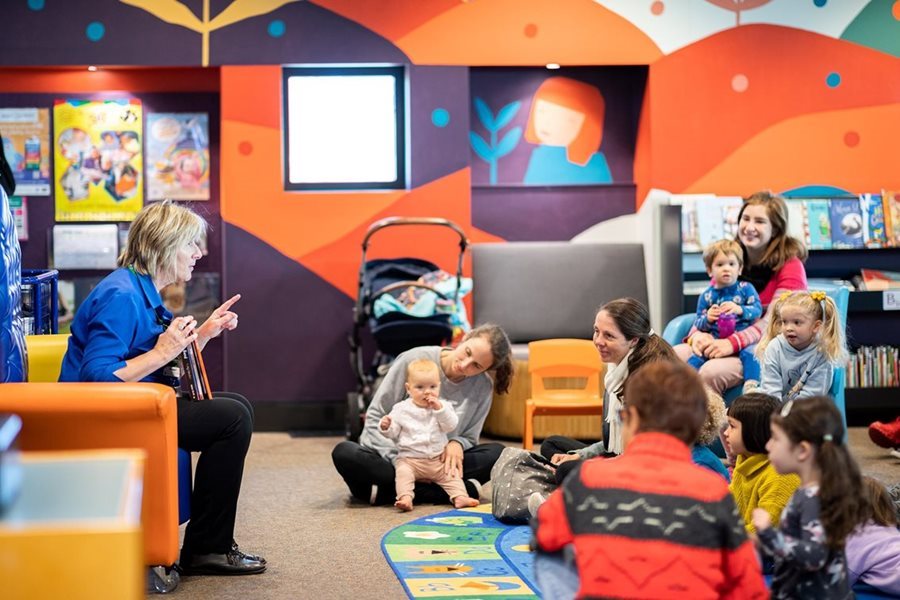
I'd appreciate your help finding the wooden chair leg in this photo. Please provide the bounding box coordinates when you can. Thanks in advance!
[523,401,534,450]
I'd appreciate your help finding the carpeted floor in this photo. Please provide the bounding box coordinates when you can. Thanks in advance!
[169,428,898,599]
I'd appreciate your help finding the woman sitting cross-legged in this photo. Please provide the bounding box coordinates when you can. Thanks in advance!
[539,297,677,484]
[332,324,513,506]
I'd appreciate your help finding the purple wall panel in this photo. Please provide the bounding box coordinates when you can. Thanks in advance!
[212,2,407,65]
[408,66,470,188]
[6,2,200,66]
[472,184,636,242]
[469,66,646,186]
[223,223,354,403]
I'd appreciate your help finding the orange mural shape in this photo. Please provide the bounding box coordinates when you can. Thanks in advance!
[309,0,460,42]
[647,24,900,195]
[685,103,900,196]
[393,0,661,66]
[300,168,479,299]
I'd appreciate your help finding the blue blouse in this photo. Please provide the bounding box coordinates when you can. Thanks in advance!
[59,267,177,386]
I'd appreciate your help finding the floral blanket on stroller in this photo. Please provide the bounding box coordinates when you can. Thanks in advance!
[373,269,472,344]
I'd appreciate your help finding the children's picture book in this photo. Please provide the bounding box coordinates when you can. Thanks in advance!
[829,198,865,249]
[860,269,900,291]
[804,199,833,250]
[719,196,744,241]
[677,194,714,253]
[860,193,887,248]
[785,200,809,247]
[883,190,900,247]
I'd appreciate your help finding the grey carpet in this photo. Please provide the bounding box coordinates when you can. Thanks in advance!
[169,428,898,599]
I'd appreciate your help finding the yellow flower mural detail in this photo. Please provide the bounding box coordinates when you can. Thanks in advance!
[120,0,299,66]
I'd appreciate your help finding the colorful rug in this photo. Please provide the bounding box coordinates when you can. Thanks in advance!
[381,504,539,599]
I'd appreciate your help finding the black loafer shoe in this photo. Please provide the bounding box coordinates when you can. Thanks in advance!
[231,541,266,565]
[180,549,266,576]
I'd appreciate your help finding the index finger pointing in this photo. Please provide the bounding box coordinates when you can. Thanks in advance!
[219,294,241,311]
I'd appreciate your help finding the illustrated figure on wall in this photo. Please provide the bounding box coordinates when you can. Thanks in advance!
[523,76,612,186]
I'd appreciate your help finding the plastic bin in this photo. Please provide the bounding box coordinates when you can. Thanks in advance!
[21,269,59,335]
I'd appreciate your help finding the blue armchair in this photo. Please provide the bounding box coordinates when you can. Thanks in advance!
[664,280,850,429]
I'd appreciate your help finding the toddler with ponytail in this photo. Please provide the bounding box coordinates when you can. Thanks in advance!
[753,396,869,599]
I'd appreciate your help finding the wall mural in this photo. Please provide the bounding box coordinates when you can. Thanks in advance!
[120,0,300,66]
[3,0,899,414]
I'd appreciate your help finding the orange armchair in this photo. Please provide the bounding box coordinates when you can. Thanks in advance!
[523,339,605,451]
[0,383,179,567]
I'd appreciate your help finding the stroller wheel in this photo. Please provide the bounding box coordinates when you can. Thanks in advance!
[345,392,364,442]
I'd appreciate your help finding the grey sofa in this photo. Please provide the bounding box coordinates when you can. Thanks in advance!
[472,242,649,359]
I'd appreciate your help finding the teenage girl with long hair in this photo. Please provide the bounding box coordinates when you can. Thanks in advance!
[753,396,870,599]
[756,290,848,401]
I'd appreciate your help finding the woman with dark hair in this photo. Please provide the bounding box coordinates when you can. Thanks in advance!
[675,191,808,393]
[540,297,677,482]
[332,324,514,506]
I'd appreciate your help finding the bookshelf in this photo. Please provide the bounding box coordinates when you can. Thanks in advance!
[679,193,900,424]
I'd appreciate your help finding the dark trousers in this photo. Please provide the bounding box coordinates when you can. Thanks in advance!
[332,441,504,505]
[540,435,587,485]
[177,391,254,559]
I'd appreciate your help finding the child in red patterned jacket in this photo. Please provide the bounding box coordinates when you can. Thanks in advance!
[532,361,767,600]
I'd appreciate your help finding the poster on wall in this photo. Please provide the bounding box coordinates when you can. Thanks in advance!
[0,108,52,196]
[53,98,143,222]
[146,113,210,201]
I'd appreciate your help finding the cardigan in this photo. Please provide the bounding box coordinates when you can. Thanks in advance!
[729,453,800,534]
[533,433,767,599]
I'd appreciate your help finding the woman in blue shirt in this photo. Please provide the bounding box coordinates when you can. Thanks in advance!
[60,200,265,576]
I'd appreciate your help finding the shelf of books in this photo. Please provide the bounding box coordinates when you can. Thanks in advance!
[846,345,898,421]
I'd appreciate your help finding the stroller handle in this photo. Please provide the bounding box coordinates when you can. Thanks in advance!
[361,217,468,251]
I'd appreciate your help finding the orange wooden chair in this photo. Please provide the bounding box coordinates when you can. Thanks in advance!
[523,339,604,450]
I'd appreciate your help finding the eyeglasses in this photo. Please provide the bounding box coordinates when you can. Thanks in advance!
[616,405,629,422]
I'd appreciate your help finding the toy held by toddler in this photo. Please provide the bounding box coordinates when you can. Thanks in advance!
[379,359,480,512]
[756,290,848,401]
[688,239,763,390]
[753,396,869,599]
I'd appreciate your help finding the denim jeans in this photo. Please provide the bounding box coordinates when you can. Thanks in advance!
[534,551,579,600]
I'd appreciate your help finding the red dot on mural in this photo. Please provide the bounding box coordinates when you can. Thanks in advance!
[651,1,665,15]
[238,141,253,155]
[524,23,537,38]
[844,131,860,147]
[893,0,900,20]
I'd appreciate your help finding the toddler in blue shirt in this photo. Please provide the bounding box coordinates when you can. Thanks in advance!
[688,239,762,389]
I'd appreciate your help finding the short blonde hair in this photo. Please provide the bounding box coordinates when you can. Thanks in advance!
[703,239,743,271]
[118,200,207,280]
[406,358,440,382]
[696,386,727,446]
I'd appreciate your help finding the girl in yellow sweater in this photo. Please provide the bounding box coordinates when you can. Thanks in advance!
[724,393,800,536]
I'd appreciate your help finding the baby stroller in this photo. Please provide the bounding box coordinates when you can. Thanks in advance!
[347,217,470,442]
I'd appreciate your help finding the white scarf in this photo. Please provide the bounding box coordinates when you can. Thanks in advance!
[604,347,634,455]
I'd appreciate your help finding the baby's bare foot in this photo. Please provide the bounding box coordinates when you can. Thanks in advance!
[453,496,479,509]
[395,496,413,511]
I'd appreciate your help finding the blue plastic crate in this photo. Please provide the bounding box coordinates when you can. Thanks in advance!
[21,269,58,335]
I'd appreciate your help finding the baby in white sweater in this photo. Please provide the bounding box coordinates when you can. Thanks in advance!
[380,358,480,511]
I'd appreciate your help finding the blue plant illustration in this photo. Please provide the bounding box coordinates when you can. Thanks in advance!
[469,97,522,185]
